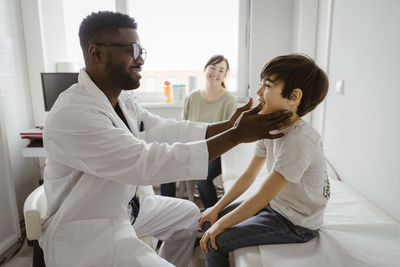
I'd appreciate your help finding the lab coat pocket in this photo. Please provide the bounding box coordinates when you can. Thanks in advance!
[138,130,147,140]
[54,218,114,267]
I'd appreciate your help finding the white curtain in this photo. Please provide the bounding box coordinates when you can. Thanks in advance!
[0,95,21,254]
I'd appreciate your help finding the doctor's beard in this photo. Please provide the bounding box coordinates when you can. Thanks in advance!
[105,61,141,90]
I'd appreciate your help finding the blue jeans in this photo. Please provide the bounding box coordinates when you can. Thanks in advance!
[202,202,318,267]
[160,157,221,209]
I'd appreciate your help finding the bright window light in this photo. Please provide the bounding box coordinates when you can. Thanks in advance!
[129,0,239,93]
[61,0,243,102]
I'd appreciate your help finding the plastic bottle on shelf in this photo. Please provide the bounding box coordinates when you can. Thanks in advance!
[172,84,181,103]
[172,84,187,103]
[164,81,172,103]
[180,84,187,102]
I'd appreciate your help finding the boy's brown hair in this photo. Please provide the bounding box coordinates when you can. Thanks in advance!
[260,54,329,117]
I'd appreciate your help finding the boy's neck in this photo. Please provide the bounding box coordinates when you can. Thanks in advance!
[281,116,301,129]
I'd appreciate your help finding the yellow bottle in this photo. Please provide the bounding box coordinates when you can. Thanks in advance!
[164,81,172,103]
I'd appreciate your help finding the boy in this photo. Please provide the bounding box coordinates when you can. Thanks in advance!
[199,54,330,267]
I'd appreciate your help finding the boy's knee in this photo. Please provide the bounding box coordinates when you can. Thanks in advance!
[202,221,212,232]
[205,241,229,264]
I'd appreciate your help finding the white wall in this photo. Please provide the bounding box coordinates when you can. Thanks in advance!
[320,0,400,221]
[21,0,47,126]
[0,99,20,254]
[248,0,296,100]
[311,0,332,135]
[21,0,70,126]
[0,0,40,220]
[248,0,317,125]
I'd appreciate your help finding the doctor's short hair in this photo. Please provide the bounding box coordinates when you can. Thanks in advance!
[79,11,137,59]
[260,54,329,117]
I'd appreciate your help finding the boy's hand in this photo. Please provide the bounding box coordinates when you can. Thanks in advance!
[200,222,226,253]
[232,107,292,143]
[198,207,219,229]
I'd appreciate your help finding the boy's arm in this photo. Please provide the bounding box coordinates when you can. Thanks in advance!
[200,171,288,252]
[198,155,265,228]
[214,156,266,212]
[219,171,287,228]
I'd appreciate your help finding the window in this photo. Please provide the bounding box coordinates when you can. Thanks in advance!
[62,0,116,64]
[128,0,241,95]
[61,0,249,102]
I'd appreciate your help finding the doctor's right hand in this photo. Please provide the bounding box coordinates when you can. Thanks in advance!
[198,207,219,230]
[232,106,292,143]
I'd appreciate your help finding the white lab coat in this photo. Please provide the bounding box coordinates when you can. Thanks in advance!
[39,70,209,267]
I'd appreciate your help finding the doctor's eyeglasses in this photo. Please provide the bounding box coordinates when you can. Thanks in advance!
[94,42,147,61]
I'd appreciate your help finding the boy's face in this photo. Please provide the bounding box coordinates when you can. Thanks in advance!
[257,74,289,114]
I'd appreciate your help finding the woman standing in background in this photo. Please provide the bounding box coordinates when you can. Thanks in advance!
[161,55,237,209]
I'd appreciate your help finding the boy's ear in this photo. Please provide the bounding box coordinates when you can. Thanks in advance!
[288,88,302,105]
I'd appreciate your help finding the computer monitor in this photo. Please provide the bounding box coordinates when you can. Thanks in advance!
[41,72,78,111]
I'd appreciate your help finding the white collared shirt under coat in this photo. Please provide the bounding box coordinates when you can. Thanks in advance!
[39,70,209,267]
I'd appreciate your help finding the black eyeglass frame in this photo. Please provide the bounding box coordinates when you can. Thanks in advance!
[94,42,147,61]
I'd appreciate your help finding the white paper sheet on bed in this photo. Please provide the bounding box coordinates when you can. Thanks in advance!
[231,179,400,267]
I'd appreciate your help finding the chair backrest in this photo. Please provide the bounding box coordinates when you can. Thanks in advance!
[23,185,47,240]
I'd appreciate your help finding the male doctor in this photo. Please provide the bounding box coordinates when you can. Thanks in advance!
[39,11,291,267]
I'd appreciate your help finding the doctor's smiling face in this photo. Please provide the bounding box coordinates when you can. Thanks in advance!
[101,28,145,90]
[79,11,145,93]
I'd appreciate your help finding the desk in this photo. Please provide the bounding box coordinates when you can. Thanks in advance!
[22,139,46,157]
[22,147,46,158]
[22,141,46,182]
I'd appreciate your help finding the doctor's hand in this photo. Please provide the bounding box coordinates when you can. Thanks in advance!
[227,98,254,128]
[205,98,254,140]
[200,221,226,253]
[232,107,292,143]
[198,207,219,230]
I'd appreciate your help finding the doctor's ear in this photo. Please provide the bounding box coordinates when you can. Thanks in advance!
[87,44,103,63]
[288,88,302,105]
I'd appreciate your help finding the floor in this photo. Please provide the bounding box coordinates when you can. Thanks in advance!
[3,239,205,267]
[2,240,32,267]
[2,182,218,267]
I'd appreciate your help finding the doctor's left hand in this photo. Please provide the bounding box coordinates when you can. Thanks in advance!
[227,98,253,128]
[200,222,227,254]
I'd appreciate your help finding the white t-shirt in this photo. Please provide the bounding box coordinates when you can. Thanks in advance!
[254,119,330,230]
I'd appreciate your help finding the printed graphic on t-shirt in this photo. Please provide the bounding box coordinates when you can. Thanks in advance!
[323,176,330,199]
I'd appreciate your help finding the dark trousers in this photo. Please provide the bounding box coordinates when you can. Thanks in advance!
[202,202,318,267]
[160,157,221,209]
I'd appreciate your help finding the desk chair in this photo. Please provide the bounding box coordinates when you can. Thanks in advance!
[23,185,156,267]
[23,185,46,267]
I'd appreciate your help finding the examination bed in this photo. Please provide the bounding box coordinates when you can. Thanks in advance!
[221,143,400,267]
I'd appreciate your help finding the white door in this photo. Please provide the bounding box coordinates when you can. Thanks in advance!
[0,96,20,254]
